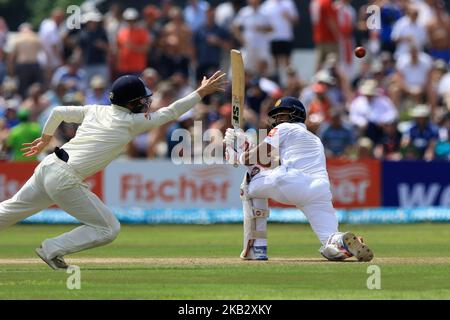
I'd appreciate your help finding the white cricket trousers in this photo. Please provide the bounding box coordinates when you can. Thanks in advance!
[0,153,120,259]
[248,166,338,244]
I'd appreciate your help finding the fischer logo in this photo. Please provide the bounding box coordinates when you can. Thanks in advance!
[328,164,370,204]
[120,167,231,203]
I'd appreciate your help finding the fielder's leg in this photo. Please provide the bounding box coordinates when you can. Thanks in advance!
[0,170,53,232]
[38,158,120,261]
[240,171,270,260]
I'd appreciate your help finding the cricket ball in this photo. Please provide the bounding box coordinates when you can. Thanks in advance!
[355,46,366,58]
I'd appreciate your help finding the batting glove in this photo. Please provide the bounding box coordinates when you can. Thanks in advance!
[224,128,254,165]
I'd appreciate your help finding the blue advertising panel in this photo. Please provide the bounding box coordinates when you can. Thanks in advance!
[382,161,450,207]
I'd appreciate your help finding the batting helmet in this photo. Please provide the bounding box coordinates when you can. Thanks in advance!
[110,75,153,107]
[268,96,306,125]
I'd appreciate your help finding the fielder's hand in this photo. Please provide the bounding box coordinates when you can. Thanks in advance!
[20,134,52,157]
[196,70,227,98]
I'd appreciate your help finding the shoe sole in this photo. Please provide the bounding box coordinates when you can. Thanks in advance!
[35,248,58,270]
[342,232,374,262]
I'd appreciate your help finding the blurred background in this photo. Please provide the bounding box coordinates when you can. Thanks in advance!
[0,0,449,224]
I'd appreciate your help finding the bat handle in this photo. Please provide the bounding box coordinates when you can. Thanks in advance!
[233,127,239,168]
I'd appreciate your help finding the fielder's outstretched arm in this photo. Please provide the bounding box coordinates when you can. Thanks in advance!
[133,70,226,135]
[21,106,87,157]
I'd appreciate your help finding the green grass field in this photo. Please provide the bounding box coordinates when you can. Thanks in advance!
[0,223,449,299]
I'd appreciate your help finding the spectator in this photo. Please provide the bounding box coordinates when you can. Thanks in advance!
[284,66,304,98]
[261,0,299,84]
[335,0,357,79]
[215,0,243,30]
[20,83,49,122]
[85,75,109,105]
[171,72,194,100]
[232,0,273,75]
[167,109,195,158]
[348,79,398,144]
[142,5,162,40]
[3,109,41,161]
[51,56,87,94]
[391,4,428,59]
[426,59,448,112]
[142,5,162,70]
[146,81,177,158]
[355,136,375,159]
[393,46,433,107]
[435,112,450,160]
[318,109,356,158]
[301,70,343,111]
[305,83,334,133]
[103,2,123,52]
[401,104,439,161]
[78,11,110,85]
[7,23,45,97]
[374,120,403,160]
[425,0,450,62]
[184,0,210,32]
[159,7,193,78]
[116,8,151,77]
[38,8,65,76]
[0,17,8,49]
[141,68,160,92]
[193,6,231,82]
[0,78,22,113]
[38,81,68,129]
[310,0,339,71]
[377,0,404,55]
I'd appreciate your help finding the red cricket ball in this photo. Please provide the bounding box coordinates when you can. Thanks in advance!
[355,46,366,58]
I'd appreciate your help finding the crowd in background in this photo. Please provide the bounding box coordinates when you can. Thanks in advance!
[0,0,449,163]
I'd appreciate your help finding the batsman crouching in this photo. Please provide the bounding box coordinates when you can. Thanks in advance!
[0,71,226,270]
[224,97,374,262]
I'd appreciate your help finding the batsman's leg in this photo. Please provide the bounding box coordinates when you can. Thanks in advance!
[240,171,270,260]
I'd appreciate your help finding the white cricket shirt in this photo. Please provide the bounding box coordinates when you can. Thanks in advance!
[42,92,201,179]
[264,122,328,179]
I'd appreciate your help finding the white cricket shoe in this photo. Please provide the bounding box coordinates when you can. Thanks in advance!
[35,246,69,270]
[240,246,268,261]
[342,232,374,262]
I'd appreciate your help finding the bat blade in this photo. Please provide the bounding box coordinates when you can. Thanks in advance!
[230,49,245,130]
[230,49,245,167]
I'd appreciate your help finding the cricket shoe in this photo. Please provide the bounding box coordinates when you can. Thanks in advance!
[240,246,268,261]
[35,246,69,270]
[342,232,374,262]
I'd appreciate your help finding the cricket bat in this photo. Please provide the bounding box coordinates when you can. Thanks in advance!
[230,49,245,167]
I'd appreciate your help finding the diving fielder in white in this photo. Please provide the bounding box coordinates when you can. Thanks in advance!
[0,71,226,269]
[225,96,374,261]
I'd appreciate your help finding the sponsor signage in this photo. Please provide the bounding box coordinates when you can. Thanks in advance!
[103,160,245,208]
[382,161,450,207]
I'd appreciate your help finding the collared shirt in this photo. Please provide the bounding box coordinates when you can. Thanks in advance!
[264,122,328,179]
[349,95,398,128]
[42,92,201,179]
[233,5,272,50]
[260,0,298,41]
